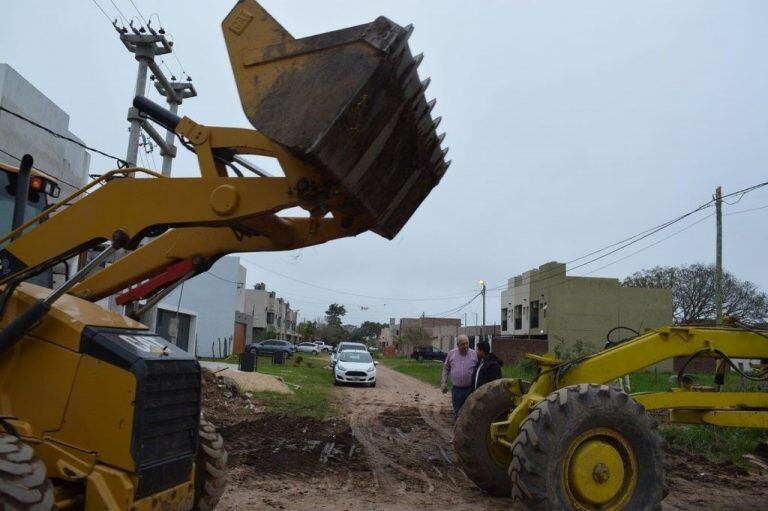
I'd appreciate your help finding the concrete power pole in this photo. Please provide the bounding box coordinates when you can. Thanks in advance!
[715,186,723,325]
[479,279,486,339]
[116,21,197,174]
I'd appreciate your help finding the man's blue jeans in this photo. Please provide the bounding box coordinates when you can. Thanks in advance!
[451,385,472,420]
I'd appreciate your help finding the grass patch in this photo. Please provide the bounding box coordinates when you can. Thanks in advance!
[249,354,334,419]
[379,356,534,387]
[661,424,767,464]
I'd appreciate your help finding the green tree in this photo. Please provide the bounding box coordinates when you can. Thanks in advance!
[321,304,347,344]
[297,320,317,339]
[622,264,768,324]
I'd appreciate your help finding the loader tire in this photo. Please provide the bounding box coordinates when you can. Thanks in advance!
[509,384,665,510]
[0,433,55,511]
[194,418,228,511]
[453,379,530,496]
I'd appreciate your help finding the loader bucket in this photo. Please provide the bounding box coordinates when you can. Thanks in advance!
[222,0,449,239]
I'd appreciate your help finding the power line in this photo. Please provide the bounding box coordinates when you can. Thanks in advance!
[0,147,84,190]
[0,106,127,168]
[487,180,768,293]
[108,0,130,25]
[243,258,476,302]
[90,0,114,23]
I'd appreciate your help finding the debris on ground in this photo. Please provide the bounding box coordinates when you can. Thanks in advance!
[217,368,292,395]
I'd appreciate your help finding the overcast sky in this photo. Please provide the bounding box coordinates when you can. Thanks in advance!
[3,1,768,326]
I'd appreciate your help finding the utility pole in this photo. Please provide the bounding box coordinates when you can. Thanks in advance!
[115,20,197,173]
[479,279,486,339]
[715,186,723,325]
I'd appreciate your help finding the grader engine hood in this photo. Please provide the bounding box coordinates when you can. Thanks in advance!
[222,0,449,239]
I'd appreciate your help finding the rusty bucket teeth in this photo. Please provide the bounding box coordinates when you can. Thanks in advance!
[222,0,450,239]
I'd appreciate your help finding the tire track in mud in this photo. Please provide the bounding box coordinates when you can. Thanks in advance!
[337,365,488,502]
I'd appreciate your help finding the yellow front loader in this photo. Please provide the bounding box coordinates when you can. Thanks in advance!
[454,324,768,509]
[0,1,448,509]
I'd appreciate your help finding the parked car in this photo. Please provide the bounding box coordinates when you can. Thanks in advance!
[333,349,377,387]
[296,342,320,355]
[367,346,380,353]
[330,341,368,366]
[410,345,447,361]
[313,341,331,352]
[246,339,294,357]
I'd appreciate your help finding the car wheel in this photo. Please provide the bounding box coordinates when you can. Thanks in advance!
[417,355,424,362]
[312,350,318,356]
[369,381,376,388]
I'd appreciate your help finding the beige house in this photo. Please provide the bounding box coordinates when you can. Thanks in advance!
[241,283,300,342]
[501,262,673,370]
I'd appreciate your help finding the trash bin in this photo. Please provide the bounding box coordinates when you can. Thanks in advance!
[272,350,285,365]
[239,351,257,372]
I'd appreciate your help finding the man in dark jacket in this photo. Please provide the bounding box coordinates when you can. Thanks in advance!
[471,340,503,391]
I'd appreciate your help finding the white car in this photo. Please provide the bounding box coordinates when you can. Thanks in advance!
[329,341,368,367]
[333,350,377,387]
[313,341,331,352]
[295,342,320,355]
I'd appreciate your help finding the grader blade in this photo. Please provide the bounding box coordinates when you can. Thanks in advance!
[222,0,449,239]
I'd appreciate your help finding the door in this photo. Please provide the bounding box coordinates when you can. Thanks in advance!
[234,322,246,354]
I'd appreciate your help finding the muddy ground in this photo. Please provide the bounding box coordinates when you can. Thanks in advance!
[205,366,768,510]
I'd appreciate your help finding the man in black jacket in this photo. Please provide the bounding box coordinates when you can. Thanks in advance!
[471,340,503,391]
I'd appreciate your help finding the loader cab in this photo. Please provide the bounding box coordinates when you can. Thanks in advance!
[0,161,60,287]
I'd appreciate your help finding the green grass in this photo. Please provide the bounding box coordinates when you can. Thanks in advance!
[210,353,335,419]
[379,356,535,387]
[199,354,239,364]
[661,424,767,464]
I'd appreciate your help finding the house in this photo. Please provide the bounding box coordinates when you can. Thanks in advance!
[241,283,300,342]
[499,261,673,370]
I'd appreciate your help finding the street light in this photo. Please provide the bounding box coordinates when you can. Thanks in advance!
[479,279,486,339]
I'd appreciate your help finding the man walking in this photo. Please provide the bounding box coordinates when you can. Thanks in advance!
[441,335,477,419]
[471,340,503,391]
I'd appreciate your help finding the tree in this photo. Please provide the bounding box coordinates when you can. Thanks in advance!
[319,304,347,344]
[622,264,768,324]
[297,320,317,340]
[350,321,386,343]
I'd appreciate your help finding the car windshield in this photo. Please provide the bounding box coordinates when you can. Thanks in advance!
[339,351,373,363]
[339,343,366,352]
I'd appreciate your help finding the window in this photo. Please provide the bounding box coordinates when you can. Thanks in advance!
[267,312,275,324]
[530,301,540,329]
[501,308,508,331]
[514,305,522,330]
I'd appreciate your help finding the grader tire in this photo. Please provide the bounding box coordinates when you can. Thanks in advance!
[194,418,228,511]
[0,434,54,511]
[453,379,530,496]
[509,384,665,510]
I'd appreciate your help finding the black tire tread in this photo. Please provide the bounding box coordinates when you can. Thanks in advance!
[454,379,530,496]
[0,434,54,511]
[194,418,228,511]
[508,383,665,510]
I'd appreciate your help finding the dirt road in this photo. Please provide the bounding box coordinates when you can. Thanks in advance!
[216,365,768,510]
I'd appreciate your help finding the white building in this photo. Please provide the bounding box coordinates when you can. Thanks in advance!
[0,64,89,196]
[146,256,251,356]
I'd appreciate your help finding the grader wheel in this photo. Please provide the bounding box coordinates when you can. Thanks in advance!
[0,433,54,510]
[509,384,665,510]
[194,418,228,511]
[453,379,530,496]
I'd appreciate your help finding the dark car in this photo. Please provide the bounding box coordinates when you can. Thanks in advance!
[410,345,447,361]
[246,339,294,357]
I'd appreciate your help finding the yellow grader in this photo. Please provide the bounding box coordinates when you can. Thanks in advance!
[0,1,448,508]
[454,325,768,509]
